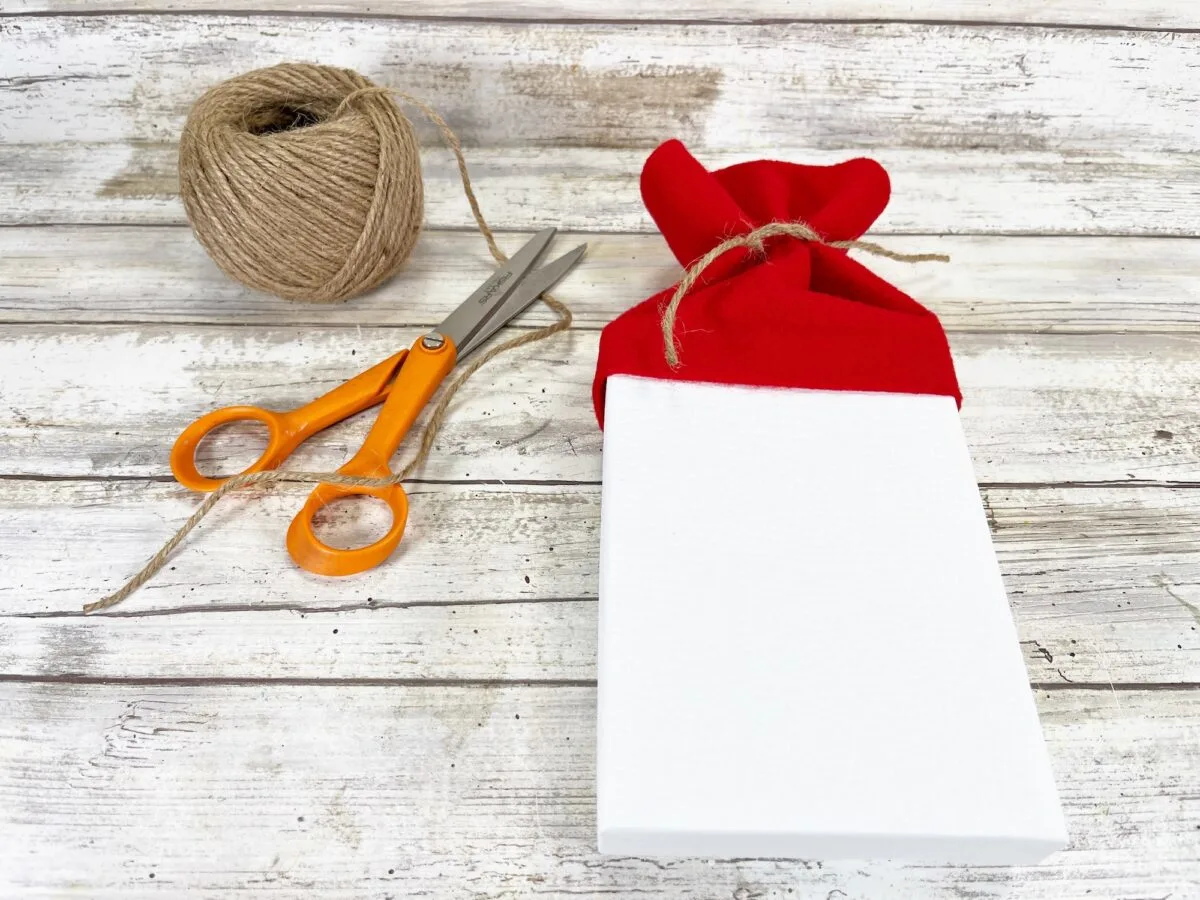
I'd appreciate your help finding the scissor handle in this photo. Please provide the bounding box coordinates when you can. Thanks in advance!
[170,405,302,492]
[286,334,458,577]
[285,471,412,577]
[170,350,410,493]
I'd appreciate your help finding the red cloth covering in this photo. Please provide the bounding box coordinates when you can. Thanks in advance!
[592,140,961,427]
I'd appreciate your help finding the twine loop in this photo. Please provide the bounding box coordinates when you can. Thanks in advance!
[660,221,949,368]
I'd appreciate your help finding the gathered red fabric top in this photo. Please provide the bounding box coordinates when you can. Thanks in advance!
[592,140,961,427]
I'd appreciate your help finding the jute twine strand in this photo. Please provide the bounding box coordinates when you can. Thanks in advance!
[86,86,571,613]
[660,220,949,368]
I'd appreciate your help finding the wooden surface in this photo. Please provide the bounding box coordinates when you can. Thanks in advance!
[1,686,1197,899]
[4,17,1200,235]
[3,1,1198,29]
[1,4,1198,898]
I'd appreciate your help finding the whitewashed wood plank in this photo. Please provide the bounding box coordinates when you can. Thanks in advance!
[0,324,603,481]
[3,1,1197,29]
[1,482,1198,684]
[6,143,1196,235]
[4,227,1200,333]
[2,326,1198,483]
[0,226,680,328]
[6,18,1196,153]
[0,482,599,614]
[0,683,1196,898]
[2,17,1198,234]
[0,601,603,682]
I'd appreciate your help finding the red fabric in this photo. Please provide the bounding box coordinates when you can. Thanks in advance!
[592,140,961,427]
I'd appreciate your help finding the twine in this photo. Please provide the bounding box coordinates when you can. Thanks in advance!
[86,70,571,613]
[180,64,426,303]
[660,220,949,368]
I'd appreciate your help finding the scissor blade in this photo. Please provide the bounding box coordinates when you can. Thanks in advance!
[455,243,587,360]
[438,228,557,354]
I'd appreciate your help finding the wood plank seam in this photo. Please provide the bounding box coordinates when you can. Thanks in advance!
[0,673,600,687]
[12,475,1200,490]
[3,9,1198,34]
[1,674,1197,691]
[6,595,589,618]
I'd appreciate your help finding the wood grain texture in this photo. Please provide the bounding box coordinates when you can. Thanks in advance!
[3,0,1197,29]
[2,8,1198,894]
[10,144,1198,235]
[1,683,1197,899]
[4,227,1200,332]
[2,483,1199,683]
[5,17,1195,153]
[3,325,1199,484]
[0,482,600,615]
[2,16,1198,233]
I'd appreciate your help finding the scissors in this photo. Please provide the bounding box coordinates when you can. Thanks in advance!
[170,228,586,577]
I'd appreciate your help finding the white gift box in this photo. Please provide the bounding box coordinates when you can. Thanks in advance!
[595,374,1068,864]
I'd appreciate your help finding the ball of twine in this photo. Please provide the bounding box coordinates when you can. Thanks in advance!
[179,63,424,302]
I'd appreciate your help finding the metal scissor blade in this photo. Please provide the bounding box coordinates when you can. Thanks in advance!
[455,243,587,360]
[437,228,557,354]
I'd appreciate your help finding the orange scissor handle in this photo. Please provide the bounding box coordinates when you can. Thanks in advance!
[169,350,409,493]
[286,334,458,577]
[170,405,299,493]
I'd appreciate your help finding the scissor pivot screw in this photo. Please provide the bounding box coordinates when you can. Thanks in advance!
[421,333,446,350]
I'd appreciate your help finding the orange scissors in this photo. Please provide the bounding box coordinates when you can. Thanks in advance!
[170,229,586,577]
